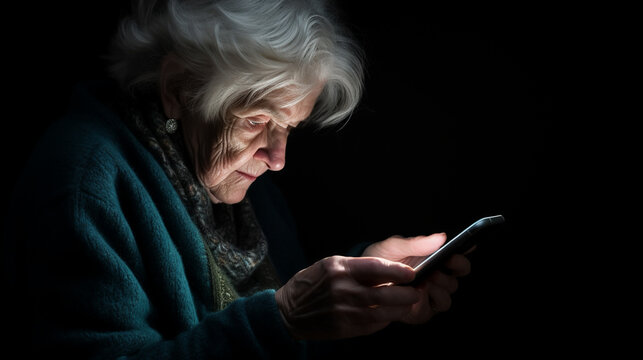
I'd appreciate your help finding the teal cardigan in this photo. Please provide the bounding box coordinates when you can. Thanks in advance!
[4,82,305,358]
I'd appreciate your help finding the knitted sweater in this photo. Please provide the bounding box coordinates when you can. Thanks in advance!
[4,82,305,359]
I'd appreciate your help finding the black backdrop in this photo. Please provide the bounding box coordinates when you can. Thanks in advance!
[4,1,619,357]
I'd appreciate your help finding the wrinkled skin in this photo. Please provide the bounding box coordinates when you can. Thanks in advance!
[275,233,472,340]
[159,56,472,341]
[159,54,322,204]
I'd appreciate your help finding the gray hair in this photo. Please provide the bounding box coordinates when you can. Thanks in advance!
[108,0,364,128]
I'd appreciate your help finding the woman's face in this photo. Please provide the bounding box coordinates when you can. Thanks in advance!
[188,86,323,204]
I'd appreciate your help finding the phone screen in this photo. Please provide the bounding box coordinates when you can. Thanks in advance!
[401,215,505,285]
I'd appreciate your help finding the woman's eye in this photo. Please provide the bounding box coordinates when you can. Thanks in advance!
[247,118,268,127]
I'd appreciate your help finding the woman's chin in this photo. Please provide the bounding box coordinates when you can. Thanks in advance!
[209,188,248,205]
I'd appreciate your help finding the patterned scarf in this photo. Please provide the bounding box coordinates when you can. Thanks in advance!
[121,96,281,304]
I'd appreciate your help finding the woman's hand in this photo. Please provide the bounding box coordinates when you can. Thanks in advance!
[362,233,472,324]
[275,256,421,340]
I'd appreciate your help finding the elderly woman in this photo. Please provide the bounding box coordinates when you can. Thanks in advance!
[4,0,471,358]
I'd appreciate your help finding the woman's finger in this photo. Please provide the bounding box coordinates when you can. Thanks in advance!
[443,253,472,277]
[346,283,420,307]
[427,284,452,313]
[344,256,416,286]
[426,271,459,294]
[360,304,417,323]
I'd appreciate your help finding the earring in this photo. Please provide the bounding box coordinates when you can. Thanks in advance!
[165,118,178,134]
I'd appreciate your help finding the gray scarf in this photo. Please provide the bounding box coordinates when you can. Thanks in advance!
[123,97,281,296]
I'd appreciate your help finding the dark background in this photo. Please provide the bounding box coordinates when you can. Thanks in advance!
[3,1,624,357]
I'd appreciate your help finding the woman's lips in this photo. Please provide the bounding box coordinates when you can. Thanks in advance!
[236,171,258,181]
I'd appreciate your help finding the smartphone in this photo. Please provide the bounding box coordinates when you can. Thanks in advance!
[402,215,505,286]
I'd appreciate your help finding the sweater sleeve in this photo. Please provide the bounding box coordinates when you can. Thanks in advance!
[135,290,304,359]
[20,180,304,359]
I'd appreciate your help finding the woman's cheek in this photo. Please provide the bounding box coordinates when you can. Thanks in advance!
[205,129,261,185]
[233,125,268,159]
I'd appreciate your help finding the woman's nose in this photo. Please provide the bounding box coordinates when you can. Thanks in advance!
[254,128,287,171]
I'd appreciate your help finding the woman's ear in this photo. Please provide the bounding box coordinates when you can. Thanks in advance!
[159,54,186,119]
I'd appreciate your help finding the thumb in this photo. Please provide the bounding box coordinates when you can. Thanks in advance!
[403,232,447,257]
